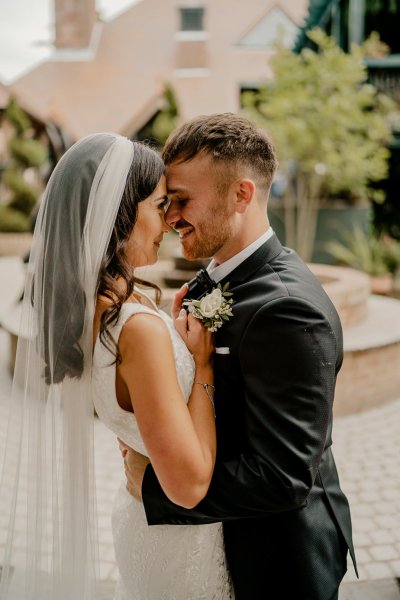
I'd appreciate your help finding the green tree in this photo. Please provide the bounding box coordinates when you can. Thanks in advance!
[243,28,394,261]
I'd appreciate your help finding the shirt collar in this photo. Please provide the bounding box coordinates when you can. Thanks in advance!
[207,227,274,283]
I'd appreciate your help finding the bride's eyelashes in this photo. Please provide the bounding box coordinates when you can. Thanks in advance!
[157,197,171,212]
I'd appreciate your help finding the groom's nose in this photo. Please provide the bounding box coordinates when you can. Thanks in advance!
[165,201,180,228]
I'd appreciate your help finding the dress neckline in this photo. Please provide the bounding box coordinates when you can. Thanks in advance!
[129,290,159,312]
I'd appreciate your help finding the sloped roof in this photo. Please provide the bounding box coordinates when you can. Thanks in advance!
[7,0,309,140]
[9,0,173,139]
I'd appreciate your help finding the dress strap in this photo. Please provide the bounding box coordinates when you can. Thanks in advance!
[113,302,162,338]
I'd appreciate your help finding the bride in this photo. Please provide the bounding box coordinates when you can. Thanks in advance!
[0,133,233,599]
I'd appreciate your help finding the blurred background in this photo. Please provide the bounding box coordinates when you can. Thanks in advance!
[0,1,399,598]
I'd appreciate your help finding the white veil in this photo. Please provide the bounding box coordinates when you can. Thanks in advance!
[0,133,134,599]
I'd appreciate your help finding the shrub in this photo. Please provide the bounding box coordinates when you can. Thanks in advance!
[0,206,30,232]
[0,97,47,232]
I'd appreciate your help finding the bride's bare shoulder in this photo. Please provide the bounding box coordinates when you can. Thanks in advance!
[117,312,173,377]
[119,309,170,355]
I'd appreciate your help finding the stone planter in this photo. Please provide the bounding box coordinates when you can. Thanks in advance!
[369,274,393,295]
[309,264,369,327]
[0,232,32,258]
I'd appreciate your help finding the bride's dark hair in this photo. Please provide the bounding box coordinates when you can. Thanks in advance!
[97,143,164,363]
[40,137,164,384]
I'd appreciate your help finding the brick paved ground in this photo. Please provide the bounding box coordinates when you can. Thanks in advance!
[334,399,400,584]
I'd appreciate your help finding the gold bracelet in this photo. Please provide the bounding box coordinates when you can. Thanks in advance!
[194,382,216,416]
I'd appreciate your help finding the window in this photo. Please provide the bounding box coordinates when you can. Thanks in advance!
[180,7,204,32]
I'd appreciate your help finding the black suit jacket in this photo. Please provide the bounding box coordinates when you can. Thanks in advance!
[142,235,357,599]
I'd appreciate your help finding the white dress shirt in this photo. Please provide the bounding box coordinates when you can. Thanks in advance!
[207,227,274,283]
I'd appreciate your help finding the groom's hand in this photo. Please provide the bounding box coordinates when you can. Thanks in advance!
[118,439,150,502]
[171,283,189,320]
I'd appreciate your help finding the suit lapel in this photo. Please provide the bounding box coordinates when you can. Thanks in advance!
[218,233,283,289]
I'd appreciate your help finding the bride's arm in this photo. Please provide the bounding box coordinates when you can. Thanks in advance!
[118,312,216,509]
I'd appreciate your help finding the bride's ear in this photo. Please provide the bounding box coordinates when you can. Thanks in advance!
[233,179,255,214]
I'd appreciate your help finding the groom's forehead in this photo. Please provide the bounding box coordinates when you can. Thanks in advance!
[167,185,188,197]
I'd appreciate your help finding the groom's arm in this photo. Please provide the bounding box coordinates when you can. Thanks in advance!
[142,295,342,525]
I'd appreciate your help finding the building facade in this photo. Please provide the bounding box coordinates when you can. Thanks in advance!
[8,0,308,140]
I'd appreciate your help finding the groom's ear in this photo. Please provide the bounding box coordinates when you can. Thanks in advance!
[233,178,255,214]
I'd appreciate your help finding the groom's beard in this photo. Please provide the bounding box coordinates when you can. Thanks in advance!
[179,205,232,261]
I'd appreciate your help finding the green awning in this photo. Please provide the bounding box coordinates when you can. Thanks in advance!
[293,0,339,52]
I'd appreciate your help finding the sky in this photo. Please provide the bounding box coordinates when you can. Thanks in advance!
[0,0,141,84]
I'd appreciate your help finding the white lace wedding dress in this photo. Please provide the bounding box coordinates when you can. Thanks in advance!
[92,302,233,599]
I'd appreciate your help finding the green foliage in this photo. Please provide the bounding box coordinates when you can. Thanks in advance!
[4,96,31,135]
[0,96,47,232]
[3,169,38,214]
[152,113,176,146]
[326,227,400,276]
[0,206,30,232]
[366,0,398,14]
[243,28,394,260]
[150,84,179,145]
[9,137,47,168]
[243,28,393,202]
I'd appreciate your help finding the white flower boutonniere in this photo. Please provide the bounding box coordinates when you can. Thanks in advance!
[183,283,234,332]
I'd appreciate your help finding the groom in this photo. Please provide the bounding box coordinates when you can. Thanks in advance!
[123,113,357,599]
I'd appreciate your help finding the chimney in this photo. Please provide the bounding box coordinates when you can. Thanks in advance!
[54,0,96,49]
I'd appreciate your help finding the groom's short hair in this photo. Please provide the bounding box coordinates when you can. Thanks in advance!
[162,112,278,196]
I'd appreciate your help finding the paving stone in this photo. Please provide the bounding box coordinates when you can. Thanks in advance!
[353,547,371,564]
[359,491,382,503]
[354,503,375,516]
[382,489,400,501]
[370,530,398,545]
[376,515,399,530]
[370,546,400,562]
[359,481,381,494]
[364,562,395,579]
[352,517,377,533]
[375,502,399,516]
[353,532,372,547]
[340,578,400,600]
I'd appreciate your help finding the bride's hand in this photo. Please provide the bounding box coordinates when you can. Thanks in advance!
[174,309,214,367]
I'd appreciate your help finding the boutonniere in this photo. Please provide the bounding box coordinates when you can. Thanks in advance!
[183,283,234,332]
